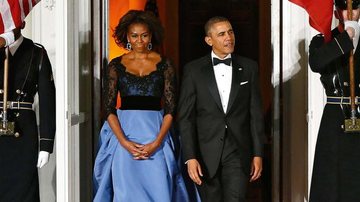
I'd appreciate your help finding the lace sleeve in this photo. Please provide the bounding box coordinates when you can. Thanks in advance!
[103,59,119,119]
[163,59,177,116]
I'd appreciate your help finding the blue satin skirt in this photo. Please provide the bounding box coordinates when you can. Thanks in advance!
[93,110,198,202]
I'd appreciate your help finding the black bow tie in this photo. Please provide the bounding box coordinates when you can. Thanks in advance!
[213,57,232,66]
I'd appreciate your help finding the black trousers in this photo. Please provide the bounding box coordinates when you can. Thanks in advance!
[197,132,249,202]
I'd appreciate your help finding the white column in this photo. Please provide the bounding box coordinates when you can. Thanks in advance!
[55,0,70,201]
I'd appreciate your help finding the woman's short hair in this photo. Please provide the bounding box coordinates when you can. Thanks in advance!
[113,10,164,48]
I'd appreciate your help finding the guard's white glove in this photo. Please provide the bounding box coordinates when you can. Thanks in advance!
[37,151,50,168]
[345,20,360,50]
[0,31,15,47]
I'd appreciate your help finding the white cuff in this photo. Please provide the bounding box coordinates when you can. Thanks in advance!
[0,31,15,47]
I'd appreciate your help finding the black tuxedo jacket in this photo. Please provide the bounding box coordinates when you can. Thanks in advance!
[178,53,265,178]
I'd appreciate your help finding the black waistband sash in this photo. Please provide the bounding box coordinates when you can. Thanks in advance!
[120,96,161,111]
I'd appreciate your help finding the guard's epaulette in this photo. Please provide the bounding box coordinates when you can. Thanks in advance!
[34,43,44,49]
[33,43,45,71]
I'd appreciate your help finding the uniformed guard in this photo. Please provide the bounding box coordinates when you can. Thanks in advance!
[309,0,360,201]
[0,22,56,202]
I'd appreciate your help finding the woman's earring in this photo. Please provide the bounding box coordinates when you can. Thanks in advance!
[147,42,153,50]
[126,42,132,51]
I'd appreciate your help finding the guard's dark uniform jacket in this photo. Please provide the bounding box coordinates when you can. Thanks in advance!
[0,37,55,202]
[309,28,360,202]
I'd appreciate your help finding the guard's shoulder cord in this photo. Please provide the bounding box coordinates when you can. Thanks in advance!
[15,43,44,102]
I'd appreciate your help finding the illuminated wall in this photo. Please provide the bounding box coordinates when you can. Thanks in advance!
[108,0,177,108]
[109,0,147,60]
[108,0,167,61]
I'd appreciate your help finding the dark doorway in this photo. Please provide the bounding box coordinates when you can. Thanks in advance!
[179,0,259,66]
[179,0,272,201]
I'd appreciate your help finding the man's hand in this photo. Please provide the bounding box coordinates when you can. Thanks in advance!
[250,156,262,182]
[37,151,50,168]
[187,159,203,185]
[0,37,6,48]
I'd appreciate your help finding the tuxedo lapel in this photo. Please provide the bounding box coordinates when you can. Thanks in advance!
[226,56,243,114]
[201,55,223,113]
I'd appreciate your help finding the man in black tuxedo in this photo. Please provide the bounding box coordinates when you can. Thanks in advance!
[178,16,265,202]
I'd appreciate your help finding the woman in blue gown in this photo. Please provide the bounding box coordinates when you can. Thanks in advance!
[93,10,197,202]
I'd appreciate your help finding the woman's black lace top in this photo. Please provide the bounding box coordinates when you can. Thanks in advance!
[103,56,176,118]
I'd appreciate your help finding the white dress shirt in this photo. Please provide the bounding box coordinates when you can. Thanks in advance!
[8,35,23,56]
[212,51,232,113]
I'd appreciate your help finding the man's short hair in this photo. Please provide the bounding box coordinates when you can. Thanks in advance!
[204,16,229,36]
